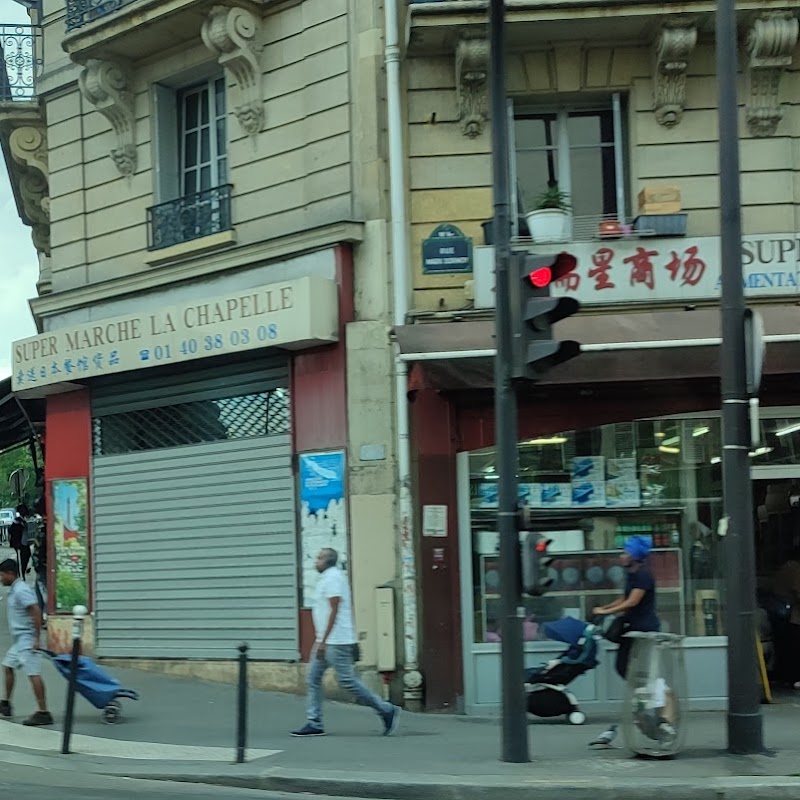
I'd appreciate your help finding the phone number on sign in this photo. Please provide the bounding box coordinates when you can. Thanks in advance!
[140,325,279,362]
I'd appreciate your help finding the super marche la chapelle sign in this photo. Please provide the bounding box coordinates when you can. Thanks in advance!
[12,276,338,394]
[473,233,800,307]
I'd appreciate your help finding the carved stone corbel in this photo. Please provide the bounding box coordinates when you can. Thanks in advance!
[745,12,799,137]
[455,36,489,138]
[653,22,697,127]
[202,5,264,136]
[78,59,137,176]
[9,125,48,181]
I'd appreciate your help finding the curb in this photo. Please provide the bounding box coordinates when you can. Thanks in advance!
[124,769,800,800]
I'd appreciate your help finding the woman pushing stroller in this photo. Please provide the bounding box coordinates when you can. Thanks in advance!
[590,535,675,746]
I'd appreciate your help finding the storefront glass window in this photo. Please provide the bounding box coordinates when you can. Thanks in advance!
[468,414,800,645]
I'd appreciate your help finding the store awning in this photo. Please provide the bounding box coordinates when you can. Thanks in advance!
[395,306,800,391]
[0,377,45,453]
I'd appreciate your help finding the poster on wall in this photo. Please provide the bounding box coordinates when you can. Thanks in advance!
[299,451,348,607]
[50,478,89,612]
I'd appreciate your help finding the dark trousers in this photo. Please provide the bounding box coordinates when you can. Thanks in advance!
[14,545,31,577]
[616,637,633,680]
[773,619,800,683]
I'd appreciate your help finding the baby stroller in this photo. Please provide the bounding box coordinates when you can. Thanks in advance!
[45,651,139,724]
[524,617,599,725]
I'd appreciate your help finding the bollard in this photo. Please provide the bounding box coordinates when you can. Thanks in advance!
[236,642,249,764]
[61,604,88,755]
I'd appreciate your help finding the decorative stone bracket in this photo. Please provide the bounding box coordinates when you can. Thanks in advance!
[8,124,50,258]
[455,36,489,138]
[653,22,697,127]
[745,12,799,137]
[202,5,264,136]
[79,59,137,176]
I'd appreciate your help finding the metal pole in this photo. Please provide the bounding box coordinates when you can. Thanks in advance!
[61,605,87,755]
[490,0,528,764]
[715,0,764,755]
[236,642,249,764]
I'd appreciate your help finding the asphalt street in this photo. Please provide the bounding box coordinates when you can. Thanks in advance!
[1,763,322,800]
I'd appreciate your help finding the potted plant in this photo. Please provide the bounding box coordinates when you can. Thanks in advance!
[525,184,572,243]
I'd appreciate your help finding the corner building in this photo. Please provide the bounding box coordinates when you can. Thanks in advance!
[2,0,408,699]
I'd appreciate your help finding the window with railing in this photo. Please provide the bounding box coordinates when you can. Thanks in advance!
[65,0,139,32]
[148,75,232,251]
[0,25,41,102]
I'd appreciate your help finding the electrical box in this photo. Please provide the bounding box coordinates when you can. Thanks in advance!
[375,587,396,672]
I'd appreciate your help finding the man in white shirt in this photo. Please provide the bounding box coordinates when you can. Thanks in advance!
[291,548,399,737]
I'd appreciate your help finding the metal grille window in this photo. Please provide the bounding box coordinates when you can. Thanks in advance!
[93,389,290,456]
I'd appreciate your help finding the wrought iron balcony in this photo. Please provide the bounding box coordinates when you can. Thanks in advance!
[0,25,41,102]
[147,185,233,252]
[66,0,140,31]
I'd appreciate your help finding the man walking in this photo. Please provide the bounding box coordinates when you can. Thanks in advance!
[0,559,53,726]
[291,548,400,737]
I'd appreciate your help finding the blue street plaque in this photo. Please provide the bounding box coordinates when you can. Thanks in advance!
[421,224,473,274]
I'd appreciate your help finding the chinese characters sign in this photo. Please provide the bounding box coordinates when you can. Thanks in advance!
[12,276,338,394]
[51,478,89,612]
[473,233,800,308]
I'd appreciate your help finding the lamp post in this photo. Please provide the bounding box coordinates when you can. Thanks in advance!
[715,0,764,755]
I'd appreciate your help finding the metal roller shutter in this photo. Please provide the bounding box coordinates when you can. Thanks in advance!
[91,357,298,660]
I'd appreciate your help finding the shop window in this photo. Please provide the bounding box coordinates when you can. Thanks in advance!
[512,97,627,236]
[467,414,800,646]
[92,388,290,456]
[149,75,232,251]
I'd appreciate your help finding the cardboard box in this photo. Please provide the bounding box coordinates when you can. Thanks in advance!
[638,185,682,214]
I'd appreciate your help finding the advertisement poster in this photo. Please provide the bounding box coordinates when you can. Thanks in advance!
[299,451,348,607]
[51,479,89,612]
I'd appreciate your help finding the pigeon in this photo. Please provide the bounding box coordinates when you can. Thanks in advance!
[588,723,618,748]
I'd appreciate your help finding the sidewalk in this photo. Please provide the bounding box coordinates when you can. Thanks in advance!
[0,592,798,798]
[0,649,798,799]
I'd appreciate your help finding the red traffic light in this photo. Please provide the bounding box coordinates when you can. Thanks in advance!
[525,253,578,288]
[535,538,551,553]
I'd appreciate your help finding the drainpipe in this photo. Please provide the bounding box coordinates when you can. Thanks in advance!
[385,0,423,707]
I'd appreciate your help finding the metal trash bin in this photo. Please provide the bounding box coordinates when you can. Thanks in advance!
[621,632,687,758]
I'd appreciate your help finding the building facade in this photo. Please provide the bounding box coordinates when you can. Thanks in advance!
[401,1,800,711]
[1,0,419,700]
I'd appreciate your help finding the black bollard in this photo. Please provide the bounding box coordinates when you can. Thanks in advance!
[61,605,87,754]
[236,642,249,764]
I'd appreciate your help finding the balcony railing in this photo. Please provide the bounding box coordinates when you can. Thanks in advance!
[66,0,139,32]
[0,25,41,102]
[147,185,233,252]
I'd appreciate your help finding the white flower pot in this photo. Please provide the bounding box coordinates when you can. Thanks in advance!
[525,209,571,244]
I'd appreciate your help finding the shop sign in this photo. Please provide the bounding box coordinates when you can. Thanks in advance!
[473,233,800,308]
[51,478,89,612]
[298,451,347,608]
[422,224,473,274]
[11,276,338,395]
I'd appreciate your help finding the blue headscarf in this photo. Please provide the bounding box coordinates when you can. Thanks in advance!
[623,535,651,562]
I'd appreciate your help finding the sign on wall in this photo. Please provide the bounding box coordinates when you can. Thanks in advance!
[50,478,89,613]
[12,276,339,394]
[299,451,348,608]
[422,224,473,274]
[473,233,800,308]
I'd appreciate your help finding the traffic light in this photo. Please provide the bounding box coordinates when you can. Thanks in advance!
[522,532,554,597]
[509,253,582,381]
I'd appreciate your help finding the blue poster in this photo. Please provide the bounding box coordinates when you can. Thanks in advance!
[299,451,348,606]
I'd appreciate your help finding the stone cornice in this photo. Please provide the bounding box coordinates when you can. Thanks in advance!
[30,220,365,322]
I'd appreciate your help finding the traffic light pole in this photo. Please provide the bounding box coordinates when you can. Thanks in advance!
[716,0,764,754]
[489,0,529,763]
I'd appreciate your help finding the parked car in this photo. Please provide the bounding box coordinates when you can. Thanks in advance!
[0,508,16,544]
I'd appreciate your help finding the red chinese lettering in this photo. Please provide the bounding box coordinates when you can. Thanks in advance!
[589,248,616,290]
[665,246,707,287]
[624,246,658,290]
[555,272,581,292]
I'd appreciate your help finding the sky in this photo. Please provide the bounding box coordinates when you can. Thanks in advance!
[1,2,41,380]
